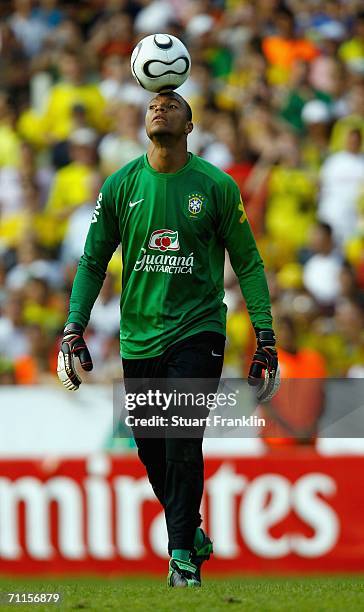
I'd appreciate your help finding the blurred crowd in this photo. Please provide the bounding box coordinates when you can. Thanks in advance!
[0,0,364,385]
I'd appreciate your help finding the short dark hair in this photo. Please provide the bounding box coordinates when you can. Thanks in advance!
[151,91,192,121]
[317,221,333,237]
[276,5,294,21]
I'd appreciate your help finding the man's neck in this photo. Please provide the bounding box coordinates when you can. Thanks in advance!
[147,142,189,173]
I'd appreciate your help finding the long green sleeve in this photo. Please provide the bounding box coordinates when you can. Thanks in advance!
[66,177,121,329]
[217,178,273,330]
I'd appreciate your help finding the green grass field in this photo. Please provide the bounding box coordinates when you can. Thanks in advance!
[0,576,364,612]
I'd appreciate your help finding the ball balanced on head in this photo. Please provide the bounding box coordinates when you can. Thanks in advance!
[131,33,191,92]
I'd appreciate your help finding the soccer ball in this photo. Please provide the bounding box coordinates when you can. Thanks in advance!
[131,34,191,93]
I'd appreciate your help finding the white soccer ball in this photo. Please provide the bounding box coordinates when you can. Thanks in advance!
[131,34,191,93]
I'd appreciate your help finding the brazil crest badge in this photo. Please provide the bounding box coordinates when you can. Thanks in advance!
[184,192,207,220]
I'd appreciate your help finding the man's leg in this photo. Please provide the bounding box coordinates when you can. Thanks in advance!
[134,436,166,506]
[165,437,204,551]
[164,332,225,578]
[123,331,225,587]
[122,357,167,508]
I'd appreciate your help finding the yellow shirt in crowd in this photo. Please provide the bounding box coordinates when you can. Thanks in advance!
[329,115,364,152]
[18,82,107,145]
[265,165,316,249]
[0,123,20,167]
[44,161,94,246]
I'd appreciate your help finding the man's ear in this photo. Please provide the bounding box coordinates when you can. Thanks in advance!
[185,121,193,135]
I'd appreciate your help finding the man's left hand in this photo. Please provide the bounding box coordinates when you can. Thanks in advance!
[248,328,280,402]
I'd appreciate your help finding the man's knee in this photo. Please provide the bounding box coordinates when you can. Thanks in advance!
[166,438,203,463]
[135,438,165,467]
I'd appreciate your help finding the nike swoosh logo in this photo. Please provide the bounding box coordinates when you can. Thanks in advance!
[129,198,144,208]
[212,351,222,357]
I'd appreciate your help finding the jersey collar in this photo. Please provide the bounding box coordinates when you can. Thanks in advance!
[143,152,194,177]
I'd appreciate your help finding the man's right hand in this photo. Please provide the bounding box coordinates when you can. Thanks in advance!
[57,323,93,391]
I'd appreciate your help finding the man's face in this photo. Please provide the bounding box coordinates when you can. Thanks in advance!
[145,95,192,140]
[346,130,362,154]
[71,143,96,165]
[60,54,82,83]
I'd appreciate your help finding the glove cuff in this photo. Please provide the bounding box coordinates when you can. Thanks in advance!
[64,322,84,335]
[254,327,276,348]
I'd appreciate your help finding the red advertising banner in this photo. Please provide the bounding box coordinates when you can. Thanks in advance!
[0,451,363,574]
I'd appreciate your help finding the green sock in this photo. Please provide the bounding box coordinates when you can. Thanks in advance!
[194,527,204,548]
[172,549,190,561]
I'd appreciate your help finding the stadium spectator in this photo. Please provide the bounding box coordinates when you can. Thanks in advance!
[0,21,28,103]
[0,179,42,250]
[338,261,364,305]
[262,6,319,84]
[89,273,121,338]
[318,128,364,245]
[22,276,64,332]
[338,11,364,74]
[329,81,364,151]
[19,47,107,148]
[14,322,56,384]
[303,222,342,307]
[201,113,236,169]
[87,11,134,59]
[0,358,16,384]
[0,141,53,220]
[31,0,64,29]
[265,132,316,250]
[44,127,101,247]
[134,0,175,34]
[323,299,364,376]
[0,292,30,359]
[99,54,127,101]
[61,203,94,264]
[260,315,327,446]
[0,91,20,168]
[98,103,144,175]
[8,0,49,58]
[5,237,62,290]
[309,27,346,98]
[301,100,332,171]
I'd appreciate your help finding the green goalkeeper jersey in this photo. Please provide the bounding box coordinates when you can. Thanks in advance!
[67,153,272,359]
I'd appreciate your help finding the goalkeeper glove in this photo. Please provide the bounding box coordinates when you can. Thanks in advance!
[248,328,280,403]
[57,323,93,391]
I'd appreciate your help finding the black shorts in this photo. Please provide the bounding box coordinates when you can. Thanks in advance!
[122,330,225,379]
[122,330,226,438]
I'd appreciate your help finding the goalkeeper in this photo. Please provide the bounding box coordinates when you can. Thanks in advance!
[58,91,279,587]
